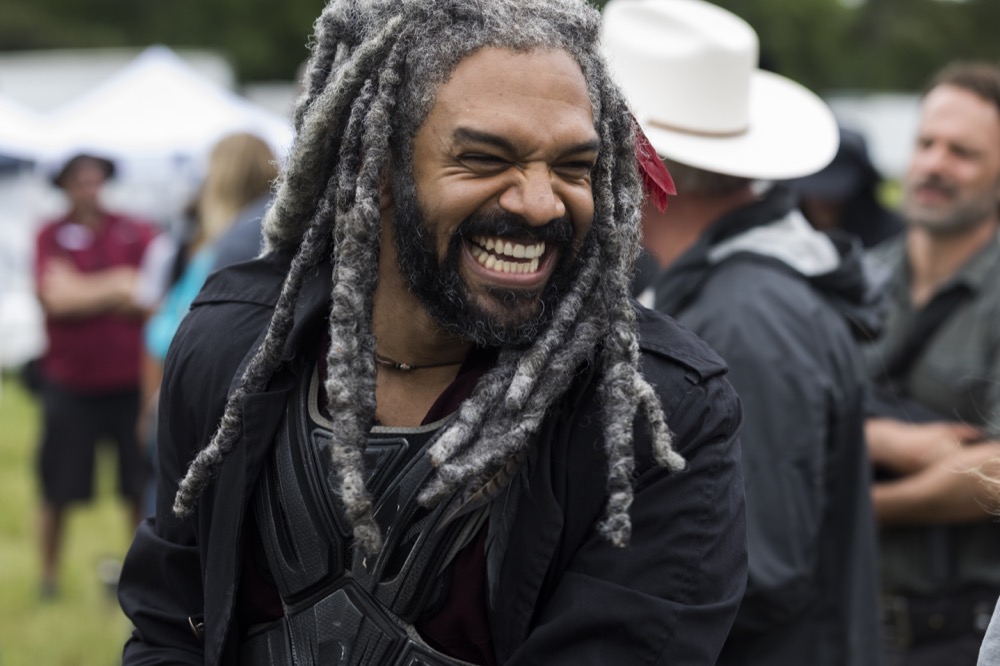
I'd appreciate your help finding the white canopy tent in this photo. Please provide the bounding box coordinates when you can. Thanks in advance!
[0,94,45,162]
[0,46,297,368]
[35,45,294,165]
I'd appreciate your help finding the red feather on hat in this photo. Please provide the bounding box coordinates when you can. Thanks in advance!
[632,115,675,212]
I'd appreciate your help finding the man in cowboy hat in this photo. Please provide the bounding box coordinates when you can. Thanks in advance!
[116,0,748,664]
[602,1,882,664]
[33,152,157,598]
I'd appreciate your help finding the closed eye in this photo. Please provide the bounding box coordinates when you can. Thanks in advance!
[554,160,595,181]
[459,153,511,173]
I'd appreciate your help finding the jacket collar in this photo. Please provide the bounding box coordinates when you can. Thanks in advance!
[882,228,1000,301]
[194,249,334,365]
[652,185,797,315]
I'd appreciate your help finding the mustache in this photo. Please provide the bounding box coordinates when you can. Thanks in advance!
[912,175,956,197]
[455,210,575,246]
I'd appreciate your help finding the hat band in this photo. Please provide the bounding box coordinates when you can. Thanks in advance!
[648,117,750,138]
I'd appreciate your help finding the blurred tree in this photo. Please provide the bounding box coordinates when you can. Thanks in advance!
[845,0,1000,90]
[0,0,323,81]
[710,0,850,91]
[0,0,997,90]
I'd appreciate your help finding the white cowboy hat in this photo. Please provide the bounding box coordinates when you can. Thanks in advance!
[600,0,838,181]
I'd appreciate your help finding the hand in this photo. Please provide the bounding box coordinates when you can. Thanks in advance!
[866,418,984,475]
[41,258,82,294]
[873,441,1000,525]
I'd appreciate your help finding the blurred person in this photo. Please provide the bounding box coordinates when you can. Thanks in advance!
[33,152,157,598]
[603,1,883,664]
[208,190,273,269]
[116,0,750,663]
[138,132,278,510]
[785,125,904,248]
[861,61,1000,665]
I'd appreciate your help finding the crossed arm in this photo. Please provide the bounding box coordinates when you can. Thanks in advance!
[37,257,142,319]
[866,417,1000,525]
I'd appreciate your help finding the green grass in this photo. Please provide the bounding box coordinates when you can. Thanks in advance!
[0,374,135,666]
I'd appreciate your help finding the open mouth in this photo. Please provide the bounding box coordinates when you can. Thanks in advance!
[468,235,547,275]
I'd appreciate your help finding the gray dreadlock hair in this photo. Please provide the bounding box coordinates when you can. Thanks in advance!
[172,0,684,554]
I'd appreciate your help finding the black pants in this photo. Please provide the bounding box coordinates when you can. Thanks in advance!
[37,382,147,505]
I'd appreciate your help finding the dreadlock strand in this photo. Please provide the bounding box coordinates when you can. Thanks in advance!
[594,331,642,547]
[173,212,333,517]
[634,375,683,470]
[321,45,411,553]
[503,242,603,411]
[333,78,378,217]
[424,350,522,467]
[266,15,405,253]
[582,86,648,546]
[295,3,360,128]
[420,266,606,507]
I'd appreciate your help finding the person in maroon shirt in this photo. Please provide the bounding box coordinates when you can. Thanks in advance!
[33,153,156,598]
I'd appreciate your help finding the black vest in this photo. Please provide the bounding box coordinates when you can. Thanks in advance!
[241,366,486,665]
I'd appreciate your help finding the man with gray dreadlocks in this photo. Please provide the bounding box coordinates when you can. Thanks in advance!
[117,1,747,664]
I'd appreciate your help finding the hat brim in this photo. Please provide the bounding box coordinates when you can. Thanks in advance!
[51,154,117,189]
[640,69,839,181]
[786,160,865,199]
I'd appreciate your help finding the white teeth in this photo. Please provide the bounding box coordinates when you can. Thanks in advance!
[471,235,544,259]
[470,235,548,274]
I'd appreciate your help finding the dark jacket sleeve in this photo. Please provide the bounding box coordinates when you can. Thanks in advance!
[118,292,271,665]
[690,279,840,632]
[503,312,747,665]
[118,320,214,664]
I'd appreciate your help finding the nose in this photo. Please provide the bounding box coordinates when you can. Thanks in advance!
[498,164,566,226]
[912,140,949,177]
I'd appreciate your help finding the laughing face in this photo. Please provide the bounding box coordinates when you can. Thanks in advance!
[390,46,599,346]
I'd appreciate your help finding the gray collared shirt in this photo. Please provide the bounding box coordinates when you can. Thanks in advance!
[863,231,1000,436]
[862,230,1000,595]
[980,598,1000,664]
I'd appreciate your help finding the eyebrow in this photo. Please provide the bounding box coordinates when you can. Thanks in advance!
[452,127,600,156]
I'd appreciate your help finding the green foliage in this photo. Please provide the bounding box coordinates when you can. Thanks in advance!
[0,0,998,90]
[843,0,1000,90]
[0,376,135,665]
[712,0,850,90]
[0,0,325,81]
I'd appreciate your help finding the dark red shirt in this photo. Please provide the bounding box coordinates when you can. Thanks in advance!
[34,212,156,393]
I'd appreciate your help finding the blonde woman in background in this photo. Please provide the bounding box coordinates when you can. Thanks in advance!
[138,132,277,512]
